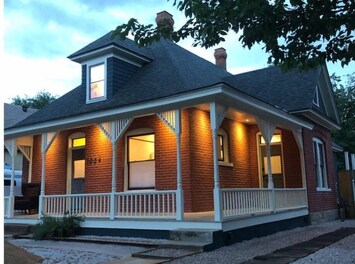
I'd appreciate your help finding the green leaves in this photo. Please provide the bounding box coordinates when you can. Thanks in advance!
[111,0,355,70]
[11,90,57,109]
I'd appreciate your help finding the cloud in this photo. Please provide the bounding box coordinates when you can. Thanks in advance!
[2,52,81,102]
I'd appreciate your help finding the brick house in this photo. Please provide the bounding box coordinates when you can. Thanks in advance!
[4,12,340,245]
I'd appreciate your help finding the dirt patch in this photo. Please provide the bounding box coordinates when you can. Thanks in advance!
[4,240,43,264]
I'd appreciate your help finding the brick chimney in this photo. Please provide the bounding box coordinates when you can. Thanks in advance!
[214,47,227,70]
[155,11,174,33]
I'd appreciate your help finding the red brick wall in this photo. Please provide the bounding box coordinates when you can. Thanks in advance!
[248,125,261,188]
[303,125,337,213]
[22,158,29,183]
[281,129,303,188]
[189,108,214,211]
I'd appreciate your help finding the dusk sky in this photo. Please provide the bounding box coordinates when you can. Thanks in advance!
[4,0,354,103]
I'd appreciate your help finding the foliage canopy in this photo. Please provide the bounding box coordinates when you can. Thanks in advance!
[11,90,57,109]
[113,0,355,70]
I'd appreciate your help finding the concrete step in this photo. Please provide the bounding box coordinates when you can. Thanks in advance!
[4,224,35,236]
[169,228,216,243]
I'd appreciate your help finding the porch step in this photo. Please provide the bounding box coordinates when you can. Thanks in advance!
[169,228,216,243]
[4,224,35,237]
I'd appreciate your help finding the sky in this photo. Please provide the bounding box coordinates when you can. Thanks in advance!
[3,0,355,103]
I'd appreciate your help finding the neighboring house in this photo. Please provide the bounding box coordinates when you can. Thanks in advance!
[4,12,340,247]
[4,103,37,173]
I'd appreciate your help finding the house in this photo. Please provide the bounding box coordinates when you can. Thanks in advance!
[4,103,37,172]
[4,11,340,247]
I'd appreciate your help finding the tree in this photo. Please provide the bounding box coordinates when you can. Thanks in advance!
[331,73,355,153]
[11,90,57,109]
[113,0,355,70]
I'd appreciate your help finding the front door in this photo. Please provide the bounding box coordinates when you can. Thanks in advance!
[68,136,86,194]
[258,133,285,188]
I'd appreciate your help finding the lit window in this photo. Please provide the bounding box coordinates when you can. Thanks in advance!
[218,129,230,163]
[89,64,105,100]
[72,137,86,148]
[313,85,320,106]
[128,134,155,189]
[260,134,281,144]
[313,138,328,189]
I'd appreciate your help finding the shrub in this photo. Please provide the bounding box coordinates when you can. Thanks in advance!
[34,213,84,240]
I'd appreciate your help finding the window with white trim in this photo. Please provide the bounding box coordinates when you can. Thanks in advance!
[218,128,230,164]
[87,62,106,103]
[128,133,155,190]
[313,138,328,190]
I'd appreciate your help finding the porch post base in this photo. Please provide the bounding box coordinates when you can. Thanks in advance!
[214,188,223,222]
[38,195,44,219]
[8,196,14,218]
[110,192,115,220]
[176,189,184,221]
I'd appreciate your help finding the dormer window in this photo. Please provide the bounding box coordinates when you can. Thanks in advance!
[87,61,106,103]
[313,85,320,106]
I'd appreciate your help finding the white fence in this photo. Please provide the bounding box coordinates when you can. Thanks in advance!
[115,190,176,218]
[42,193,110,217]
[222,188,307,219]
[42,190,177,219]
[4,196,10,218]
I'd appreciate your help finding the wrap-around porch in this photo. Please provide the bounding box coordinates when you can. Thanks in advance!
[4,101,310,228]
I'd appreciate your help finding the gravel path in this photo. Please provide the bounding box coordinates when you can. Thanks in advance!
[169,220,355,264]
[7,220,355,263]
[8,239,148,264]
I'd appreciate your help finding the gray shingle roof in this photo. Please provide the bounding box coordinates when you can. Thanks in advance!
[223,66,320,112]
[10,32,325,130]
[68,31,154,60]
[14,37,231,127]
[4,103,37,129]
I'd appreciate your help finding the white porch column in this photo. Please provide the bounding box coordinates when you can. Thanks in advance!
[292,129,309,209]
[4,139,17,218]
[256,118,276,189]
[38,132,58,218]
[98,118,132,220]
[256,118,276,212]
[18,145,33,183]
[210,102,228,222]
[157,109,184,220]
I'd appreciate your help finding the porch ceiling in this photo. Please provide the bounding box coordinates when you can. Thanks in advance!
[196,103,256,125]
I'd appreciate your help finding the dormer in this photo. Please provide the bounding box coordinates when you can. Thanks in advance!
[68,32,153,104]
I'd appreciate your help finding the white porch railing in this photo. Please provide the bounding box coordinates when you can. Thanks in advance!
[275,188,307,210]
[4,196,10,218]
[42,193,110,217]
[222,188,272,217]
[222,188,307,219]
[41,190,177,219]
[115,190,177,219]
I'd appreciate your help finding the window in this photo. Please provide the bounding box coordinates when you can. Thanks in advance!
[313,85,320,106]
[258,131,285,188]
[218,129,231,165]
[128,133,155,189]
[88,63,106,102]
[313,138,328,190]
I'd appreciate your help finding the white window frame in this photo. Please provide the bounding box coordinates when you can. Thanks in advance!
[124,128,156,191]
[313,137,330,191]
[313,85,320,107]
[86,58,107,104]
[218,128,233,167]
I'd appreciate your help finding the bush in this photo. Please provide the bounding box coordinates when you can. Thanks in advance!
[34,213,84,240]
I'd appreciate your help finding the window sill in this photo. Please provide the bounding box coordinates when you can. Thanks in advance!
[218,161,234,167]
[317,187,331,192]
